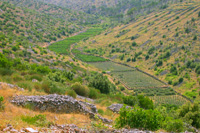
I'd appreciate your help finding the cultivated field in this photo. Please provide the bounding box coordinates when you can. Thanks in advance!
[89,61,165,88]
[134,87,176,96]
[112,70,165,88]
[89,61,134,71]
[48,28,103,54]
[72,49,108,62]
[150,95,189,106]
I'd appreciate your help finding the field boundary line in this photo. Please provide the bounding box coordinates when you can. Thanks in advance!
[111,61,168,85]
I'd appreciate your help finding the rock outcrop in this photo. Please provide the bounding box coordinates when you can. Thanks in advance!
[2,124,158,133]
[107,104,131,113]
[11,94,111,123]
[0,82,24,91]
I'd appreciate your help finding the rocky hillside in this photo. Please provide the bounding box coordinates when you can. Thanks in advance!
[36,0,184,23]
[75,0,200,102]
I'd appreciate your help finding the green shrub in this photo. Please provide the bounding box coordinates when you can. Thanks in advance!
[67,90,77,98]
[41,79,66,94]
[193,35,197,40]
[132,42,137,46]
[21,114,52,127]
[49,82,66,95]
[71,82,89,97]
[30,74,43,81]
[115,106,163,131]
[0,96,5,111]
[47,72,65,83]
[123,95,137,106]
[41,81,50,93]
[89,88,99,99]
[98,109,104,115]
[162,118,184,132]
[123,95,154,109]
[12,74,23,82]
[63,71,74,80]
[119,86,125,91]
[179,103,200,128]
[0,67,13,76]
[179,77,184,83]
[17,82,32,91]
[89,74,116,94]
[34,83,41,91]
[0,53,13,68]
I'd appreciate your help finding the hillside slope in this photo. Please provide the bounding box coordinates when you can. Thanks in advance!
[36,0,183,23]
[0,1,87,47]
[76,0,200,102]
[3,0,101,25]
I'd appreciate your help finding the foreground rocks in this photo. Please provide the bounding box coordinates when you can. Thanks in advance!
[2,124,195,133]
[0,82,24,91]
[11,94,111,123]
[2,124,156,133]
[107,104,131,113]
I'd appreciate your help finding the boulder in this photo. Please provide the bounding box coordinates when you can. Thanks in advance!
[32,79,38,82]
[107,104,132,113]
[25,128,38,133]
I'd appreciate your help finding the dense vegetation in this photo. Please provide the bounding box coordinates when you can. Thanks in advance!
[116,103,200,131]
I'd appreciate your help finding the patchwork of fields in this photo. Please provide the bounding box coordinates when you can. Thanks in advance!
[150,95,189,106]
[48,27,191,106]
[112,71,164,88]
[89,61,190,106]
[48,28,103,54]
[89,61,165,88]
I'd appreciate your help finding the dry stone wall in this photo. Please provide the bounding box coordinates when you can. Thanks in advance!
[11,94,111,123]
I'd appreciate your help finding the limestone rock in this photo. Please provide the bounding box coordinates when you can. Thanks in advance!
[107,104,132,113]
[25,128,38,133]
[11,94,111,123]
[32,79,38,82]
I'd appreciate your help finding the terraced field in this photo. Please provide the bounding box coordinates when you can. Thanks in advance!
[134,87,176,96]
[48,28,103,54]
[89,62,134,71]
[89,61,191,105]
[89,61,165,88]
[150,95,189,106]
[112,70,165,88]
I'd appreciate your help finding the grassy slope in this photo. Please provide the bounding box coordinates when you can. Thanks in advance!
[77,0,200,101]
[0,1,85,46]
[0,84,101,130]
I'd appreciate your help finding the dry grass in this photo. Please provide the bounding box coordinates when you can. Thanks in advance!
[0,85,92,130]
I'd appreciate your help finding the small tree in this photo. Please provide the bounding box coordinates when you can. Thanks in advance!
[193,35,197,40]
[132,42,137,46]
